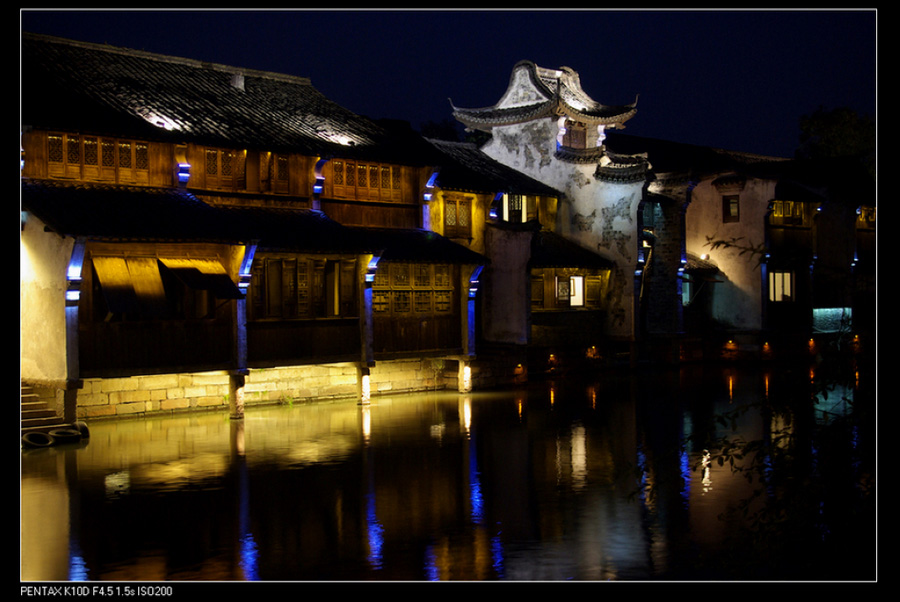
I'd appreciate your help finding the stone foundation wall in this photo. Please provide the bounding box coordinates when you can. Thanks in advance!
[75,358,459,420]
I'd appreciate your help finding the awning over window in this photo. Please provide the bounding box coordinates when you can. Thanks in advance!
[92,256,168,316]
[158,257,244,299]
[92,255,244,316]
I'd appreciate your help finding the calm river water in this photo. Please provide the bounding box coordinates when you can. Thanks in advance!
[21,363,876,582]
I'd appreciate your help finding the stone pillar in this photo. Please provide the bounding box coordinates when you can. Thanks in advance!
[229,373,245,419]
[230,244,255,420]
[358,365,371,405]
[458,359,472,393]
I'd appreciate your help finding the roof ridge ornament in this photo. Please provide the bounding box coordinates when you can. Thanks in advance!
[451,61,638,132]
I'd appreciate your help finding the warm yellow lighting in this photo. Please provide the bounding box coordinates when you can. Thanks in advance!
[361,405,371,442]
[462,365,472,392]
[460,397,472,433]
[701,451,712,494]
[137,109,182,131]
[20,237,35,283]
[361,374,371,403]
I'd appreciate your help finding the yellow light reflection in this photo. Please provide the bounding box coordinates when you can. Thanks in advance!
[361,404,371,443]
[459,396,472,437]
[701,451,712,494]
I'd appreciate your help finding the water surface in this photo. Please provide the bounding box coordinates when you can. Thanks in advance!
[21,364,875,582]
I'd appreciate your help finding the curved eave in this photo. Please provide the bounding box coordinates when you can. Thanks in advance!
[451,101,555,131]
[555,102,638,127]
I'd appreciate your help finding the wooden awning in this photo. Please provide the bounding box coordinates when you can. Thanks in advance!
[158,257,244,299]
[92,255,243,316]
[92,256,169,316]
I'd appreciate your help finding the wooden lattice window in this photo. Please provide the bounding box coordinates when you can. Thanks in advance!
[770,200,808,227]
[205,147,247,191]
[331,160,402,202]
[47,133,149,184]
[856,206,876,229]
[444,195,472,238]
[372,262,455,316]
[250,256,356,320]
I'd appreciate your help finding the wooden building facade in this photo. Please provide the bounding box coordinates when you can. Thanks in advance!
[20,33,485,424]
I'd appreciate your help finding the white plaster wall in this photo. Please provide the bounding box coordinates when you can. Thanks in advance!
[20,214,73,384]
[685,178,776,331]
[481,119,643,339]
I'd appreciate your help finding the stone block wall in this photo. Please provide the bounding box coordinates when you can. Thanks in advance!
[75,358,460,420]
[76,372,234,419]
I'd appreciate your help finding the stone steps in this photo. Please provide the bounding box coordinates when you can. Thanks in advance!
[21,384,68,433]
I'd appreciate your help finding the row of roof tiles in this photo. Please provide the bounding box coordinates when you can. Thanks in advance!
[21,178,487,265]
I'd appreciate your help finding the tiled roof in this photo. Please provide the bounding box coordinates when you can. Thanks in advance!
[21,178,485,265]
[346,226,487,265]
[451,61,637,131]
[21,32,415,164]
[21,178,246,243]
[214,205,376,254]
[425,139,562,198]
[530,229,614,269]
[685,252,719,273]
[603,131,789,175]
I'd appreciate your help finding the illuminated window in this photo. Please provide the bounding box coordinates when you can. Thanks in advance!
[569,275,585,307]
[48,133,149,184]
[856,206,876,229]
[372,262,455,316]
[770,200,807,227]
[768,270,794,302]
[205,147,247,191]
[722,194,740,223]
[445,195,472,238]
[500,194,537,223]
[555,275,586,307]
[261,152,289,193]
[534,269,605,310]
[331,160,402,202]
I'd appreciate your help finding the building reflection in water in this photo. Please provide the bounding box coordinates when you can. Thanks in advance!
[21,365,872,581]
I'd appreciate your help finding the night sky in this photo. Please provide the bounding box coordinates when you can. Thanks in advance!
[20,9,877,159]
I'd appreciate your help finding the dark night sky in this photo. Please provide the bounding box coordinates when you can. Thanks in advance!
[20,8,877,159]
